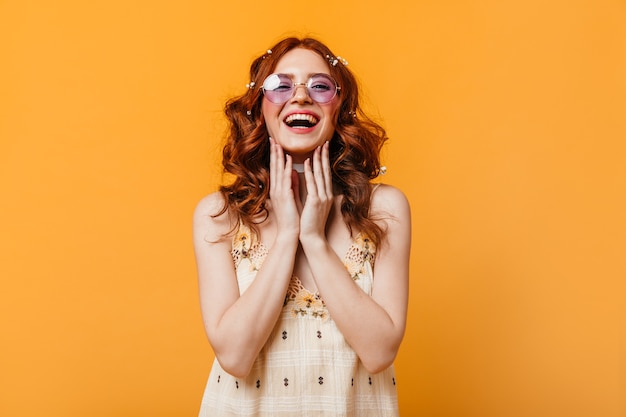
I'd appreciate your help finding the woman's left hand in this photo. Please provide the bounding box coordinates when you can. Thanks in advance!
[299,141,334,240]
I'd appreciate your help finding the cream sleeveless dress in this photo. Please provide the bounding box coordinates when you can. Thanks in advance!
[198,223,399,417]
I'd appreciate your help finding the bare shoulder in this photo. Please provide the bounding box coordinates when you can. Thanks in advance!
[193,191,236,244]
[370,184,411,255]
[194,191,227,219]
[370,183,411,221]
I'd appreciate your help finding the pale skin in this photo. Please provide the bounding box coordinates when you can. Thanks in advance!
[193,48,411,378]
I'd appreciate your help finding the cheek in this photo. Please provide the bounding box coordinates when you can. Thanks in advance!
[325,99,341,120]
[261,100,281,133]
[322,123,336,141]
[322,103,340,134]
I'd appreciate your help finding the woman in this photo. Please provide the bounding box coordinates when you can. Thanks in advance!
[194,37,411,416]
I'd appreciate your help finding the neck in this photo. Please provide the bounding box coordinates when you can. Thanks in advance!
[296,171,307,204]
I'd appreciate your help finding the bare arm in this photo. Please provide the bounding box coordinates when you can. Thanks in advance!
[298,146,411,373]
[194,141,301,378]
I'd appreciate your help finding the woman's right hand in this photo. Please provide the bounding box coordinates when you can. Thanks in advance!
[269,138,301,239]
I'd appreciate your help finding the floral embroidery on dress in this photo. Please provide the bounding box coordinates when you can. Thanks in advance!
[231,223,267,271]
[285,277,329,321]
[231,224,373,319]
[292,288,328,320]
[344,233,376,280]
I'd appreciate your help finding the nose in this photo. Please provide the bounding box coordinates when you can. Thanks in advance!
[291,82,313,103]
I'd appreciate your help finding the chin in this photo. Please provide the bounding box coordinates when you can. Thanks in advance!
[286,140,327,153]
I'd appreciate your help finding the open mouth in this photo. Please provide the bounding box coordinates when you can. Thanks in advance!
[284,113,319,129]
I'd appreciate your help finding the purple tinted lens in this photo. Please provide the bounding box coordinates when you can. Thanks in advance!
[263,74,293,104]
[307,74,337,103]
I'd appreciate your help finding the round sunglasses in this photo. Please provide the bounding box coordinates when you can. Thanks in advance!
[262,73,340,104]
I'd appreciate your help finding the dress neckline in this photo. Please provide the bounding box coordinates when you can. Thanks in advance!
[232,224,376,296]
[252,235,363,295]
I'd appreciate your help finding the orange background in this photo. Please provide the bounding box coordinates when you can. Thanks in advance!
[1,1,625,416]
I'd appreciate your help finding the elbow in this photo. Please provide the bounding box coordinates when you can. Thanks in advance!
[360,349,398,375]
[214,350,254,379]
[359,332,404,374]
[207,334,257,378]
[361,357,396,375]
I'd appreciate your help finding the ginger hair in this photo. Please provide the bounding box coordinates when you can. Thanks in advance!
[217,37,388,245]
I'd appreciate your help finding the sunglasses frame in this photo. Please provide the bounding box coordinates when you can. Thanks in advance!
[262,73,340,104]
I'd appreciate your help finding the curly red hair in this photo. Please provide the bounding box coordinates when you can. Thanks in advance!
[218,37,388,245]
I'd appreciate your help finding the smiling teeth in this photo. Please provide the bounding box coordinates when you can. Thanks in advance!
[285,114,319,125]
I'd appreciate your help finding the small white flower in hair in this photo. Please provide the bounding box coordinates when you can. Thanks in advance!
[326,54,348,67]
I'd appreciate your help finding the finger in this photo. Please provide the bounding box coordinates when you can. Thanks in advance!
[303,157,317,199]
[312,146,327,198]
[274,142,286,192]
[269,138,276,190]
[322,141,333,195]
[283,153,293,191]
